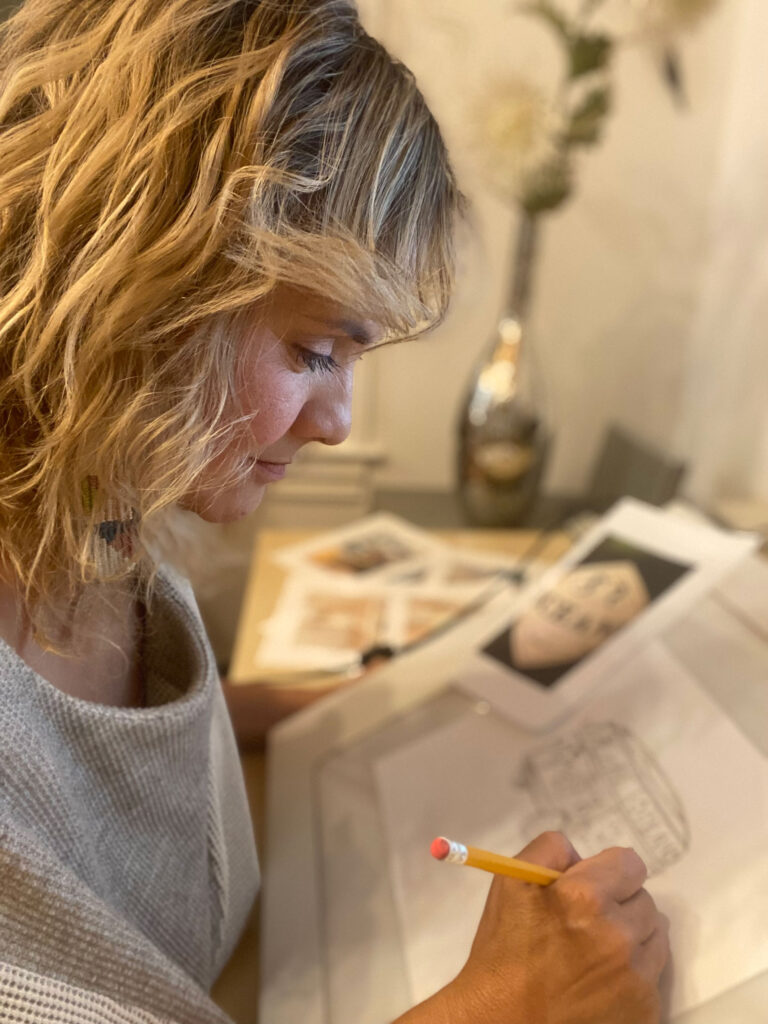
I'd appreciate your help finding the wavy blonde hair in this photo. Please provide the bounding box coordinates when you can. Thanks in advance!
[0,0,463,654]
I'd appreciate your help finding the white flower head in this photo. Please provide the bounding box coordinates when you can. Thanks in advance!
[474,76,565,204]
[630,0,720,36]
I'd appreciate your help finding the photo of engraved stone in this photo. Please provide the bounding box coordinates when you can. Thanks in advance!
[482,536,692,688]
[516,721,690,876]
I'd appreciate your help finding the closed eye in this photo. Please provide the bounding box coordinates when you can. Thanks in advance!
[296,347,340,374]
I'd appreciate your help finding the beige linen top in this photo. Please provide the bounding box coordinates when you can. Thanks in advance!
[0,563,259,1023]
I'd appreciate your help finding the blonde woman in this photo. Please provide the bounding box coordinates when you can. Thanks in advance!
[0,1,669,1022]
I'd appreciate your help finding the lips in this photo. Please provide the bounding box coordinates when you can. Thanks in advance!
[252,459,289,481]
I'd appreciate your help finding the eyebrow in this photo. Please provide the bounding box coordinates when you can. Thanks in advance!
[314,317,378,346]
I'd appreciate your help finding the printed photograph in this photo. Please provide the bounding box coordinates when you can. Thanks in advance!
[293,591,387,651]
[442,559,506,586]
[402,596,467,647]
[307,530,417,575]
[482,536,692,688]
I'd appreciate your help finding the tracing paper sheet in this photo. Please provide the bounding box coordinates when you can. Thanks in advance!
[373,643,768,1017]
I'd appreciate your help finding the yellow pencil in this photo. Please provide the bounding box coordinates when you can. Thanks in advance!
[430,836,561,886]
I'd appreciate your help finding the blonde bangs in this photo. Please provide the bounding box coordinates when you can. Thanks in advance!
[0,0,463,653]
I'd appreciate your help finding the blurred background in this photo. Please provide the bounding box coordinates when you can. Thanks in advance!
[214,0,768,673]
[254,0,768,528]
[3,0,766,670]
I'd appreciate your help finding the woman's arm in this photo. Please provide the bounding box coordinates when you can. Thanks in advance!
[220,678,348,750]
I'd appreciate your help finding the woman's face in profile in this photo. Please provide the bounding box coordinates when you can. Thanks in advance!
[179,287,382,523]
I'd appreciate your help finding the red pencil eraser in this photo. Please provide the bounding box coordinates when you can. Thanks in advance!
[431,836,450,861]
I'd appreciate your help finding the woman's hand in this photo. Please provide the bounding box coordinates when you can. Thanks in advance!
[396,831,670,1024]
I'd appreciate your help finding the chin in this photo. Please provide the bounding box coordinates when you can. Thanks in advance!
[179,481,268,523]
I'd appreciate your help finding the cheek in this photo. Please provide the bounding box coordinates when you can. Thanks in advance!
[237,369,305,448]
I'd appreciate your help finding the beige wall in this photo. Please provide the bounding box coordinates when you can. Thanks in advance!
[357,0,749,503]
[677,0,768,507]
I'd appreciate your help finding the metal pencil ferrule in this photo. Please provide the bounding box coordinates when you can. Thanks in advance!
[444,839,469,865]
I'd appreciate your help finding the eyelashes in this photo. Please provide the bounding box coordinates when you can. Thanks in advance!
[296,347,341,375]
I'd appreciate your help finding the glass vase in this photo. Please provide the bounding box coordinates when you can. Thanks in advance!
[457,210,552,527]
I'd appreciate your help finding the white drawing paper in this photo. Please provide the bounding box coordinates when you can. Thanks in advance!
[458,498,758,729]
[373,643,768,1018]
[711,553,768,643]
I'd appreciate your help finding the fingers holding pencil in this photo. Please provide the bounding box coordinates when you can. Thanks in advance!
[433,832,670,1024]
[509,829,583,876]
[430,830,581,883]
[430,833,572,885]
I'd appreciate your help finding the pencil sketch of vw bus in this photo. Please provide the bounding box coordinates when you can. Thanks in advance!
[515,721,689,876]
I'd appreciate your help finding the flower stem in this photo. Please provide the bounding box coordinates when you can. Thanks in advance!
[579,0,607,19]
[507,209,539,320]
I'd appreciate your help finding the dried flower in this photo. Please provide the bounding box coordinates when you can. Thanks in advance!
[475,77,567,207]
[630,0,720,36]
[470,0,719,215]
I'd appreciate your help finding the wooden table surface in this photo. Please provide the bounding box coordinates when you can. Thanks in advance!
[212,527,570,1023]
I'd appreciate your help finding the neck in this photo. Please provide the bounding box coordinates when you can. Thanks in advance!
[0,569,146,708]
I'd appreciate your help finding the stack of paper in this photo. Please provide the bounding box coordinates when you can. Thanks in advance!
[256,513,541,672]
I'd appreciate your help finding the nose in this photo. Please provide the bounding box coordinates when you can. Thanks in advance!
[293,370,353,447]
